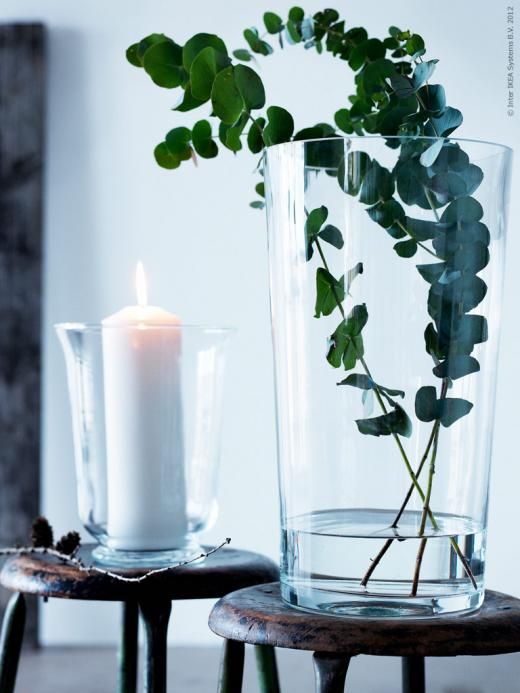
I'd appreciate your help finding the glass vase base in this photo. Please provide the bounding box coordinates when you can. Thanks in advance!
[281,580,484,619]
[91,543,203,568]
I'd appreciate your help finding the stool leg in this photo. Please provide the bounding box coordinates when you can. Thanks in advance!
[254,645,280,693]
[217,640,245,693]
[0,592,26,693]
[140,598,172,693]
[313,652,350,693]
[118,601,139,693]
[402,656,425,693]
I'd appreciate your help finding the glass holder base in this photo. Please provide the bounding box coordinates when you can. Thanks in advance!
[281,580,484,619]
[91,543,204,568]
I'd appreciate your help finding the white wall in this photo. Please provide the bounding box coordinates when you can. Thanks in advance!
[0,0,518,645]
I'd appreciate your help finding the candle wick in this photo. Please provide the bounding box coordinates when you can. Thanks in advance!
[136,261,148,307]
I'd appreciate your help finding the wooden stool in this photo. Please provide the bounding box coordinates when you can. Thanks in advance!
[209,582,520,693]
[0,545,279,693]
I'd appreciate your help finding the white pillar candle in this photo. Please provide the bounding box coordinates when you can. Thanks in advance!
[102,263,187,551]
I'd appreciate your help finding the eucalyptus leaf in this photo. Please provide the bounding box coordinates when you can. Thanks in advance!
[359,160,394,204]
[425,106,463,137]
[315,268,345,317]
[318,224,344,249]
[345,262,364,293]
[233,49,253,62]
[420,139,444,167]
[244,27,273,56]
[356,405,412,438]
[154,141,181,169]
[440,197,484,223]
[433,355,480,380]
[183,33,228,71]
[394,238,417,257]
[247,117,266,154]
[143,41,184,88]
[264,11,284,34]
[415,385,438,422]
[190,46,230,101]
[192,120,218,158]
[263,105,295,145]
[234,64,266,110]
[211,67,244,124]
[438,398,473,427]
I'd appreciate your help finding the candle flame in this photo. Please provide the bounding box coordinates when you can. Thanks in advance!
[135,262,148,307]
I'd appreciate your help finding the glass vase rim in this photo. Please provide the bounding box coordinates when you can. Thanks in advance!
[54,321,237,334]
[264,134,512,155]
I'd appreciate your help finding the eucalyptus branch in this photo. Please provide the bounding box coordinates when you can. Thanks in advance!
[128,9,485,598]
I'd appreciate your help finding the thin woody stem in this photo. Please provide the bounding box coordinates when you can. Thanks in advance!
[359,420,437,587]
[313,233,477,591]
[0,539,231,584]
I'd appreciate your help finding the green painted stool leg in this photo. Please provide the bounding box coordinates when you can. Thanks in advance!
[402,656,425,693]
[254,645,280,693]
[0,592,26,693]
[140,598,172,693]
[217,640,245,693]
[313,652,350,693]
[118,601,139,693]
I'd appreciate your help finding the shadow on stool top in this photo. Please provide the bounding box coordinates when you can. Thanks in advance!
[209,583,520,658]
[0,545,278,602]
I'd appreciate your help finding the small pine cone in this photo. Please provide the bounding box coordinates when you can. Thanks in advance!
[55,531,81,556]
[31,516,54,548]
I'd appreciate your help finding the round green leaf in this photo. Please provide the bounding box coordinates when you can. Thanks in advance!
[143,41,184,88]
[247,117,266,153]
[233,49,252,62]
[182,33,228,71]
[192,120,218,159]
[263,106,294,145]
[165,127,192,157]
[126,43,141,67]
[190,46,230,101]
[154,142,180,169]
[264,11,284,34]
[136,34,173,63]
[415,386,438,422]
[244,28,273,56]
[173,82,206,112]
[288,6,305,22]
[234,64,266,110]
[405,34,425,58]
[211,67,244,124]
[393,238,417,258]
[440,197,484,223]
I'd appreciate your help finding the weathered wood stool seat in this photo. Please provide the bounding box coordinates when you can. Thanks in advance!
[0,545,279,693]
[209,582,520,692]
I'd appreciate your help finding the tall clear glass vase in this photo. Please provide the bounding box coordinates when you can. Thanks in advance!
[264,136,512,617]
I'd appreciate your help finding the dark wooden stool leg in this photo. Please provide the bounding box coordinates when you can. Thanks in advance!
[118,601,139,693]
[140,598,172,693]
[217,640,245,693]
[313,652,350,693]
[402,656,425,693]
[0,592,26,693]
[254,645,280,693]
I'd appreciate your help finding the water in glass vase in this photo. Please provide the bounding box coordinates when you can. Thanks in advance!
[281,508,484,618]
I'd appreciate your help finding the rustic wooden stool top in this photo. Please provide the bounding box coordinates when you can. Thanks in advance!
[0,544,278,602]
[209,582,520,692]
[0,546,279,693]
[209,582,520,658]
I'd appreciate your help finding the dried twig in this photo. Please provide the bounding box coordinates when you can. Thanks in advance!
[0,539,231,583]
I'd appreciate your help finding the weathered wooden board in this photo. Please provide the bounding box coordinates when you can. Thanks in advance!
[0,23,45,646]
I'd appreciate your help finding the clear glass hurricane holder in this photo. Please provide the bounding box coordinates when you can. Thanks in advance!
[264,136,512,617]
[56,322,233,567]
